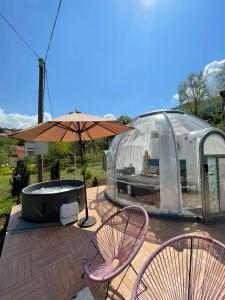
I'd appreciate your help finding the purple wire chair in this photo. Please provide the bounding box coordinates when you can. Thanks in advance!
[83,206,149,299]
[131,234,225,300]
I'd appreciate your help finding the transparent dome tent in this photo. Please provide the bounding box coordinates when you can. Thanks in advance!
[105,110,225,222]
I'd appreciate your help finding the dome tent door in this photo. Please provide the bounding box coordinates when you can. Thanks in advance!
[201,132,225,222]
[203,155,225,220]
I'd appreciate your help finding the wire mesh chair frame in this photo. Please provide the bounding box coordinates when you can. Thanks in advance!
[131,234,225,300]
[83,206,149,298]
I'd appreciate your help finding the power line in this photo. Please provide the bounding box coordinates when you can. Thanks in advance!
[0,12,40,59]
[45,0,63,61]
[45,67,54,117]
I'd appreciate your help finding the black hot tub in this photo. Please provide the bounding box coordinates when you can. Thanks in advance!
[22,179,85,223]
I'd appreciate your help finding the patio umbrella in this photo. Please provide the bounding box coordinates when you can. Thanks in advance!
[12,111,133,227]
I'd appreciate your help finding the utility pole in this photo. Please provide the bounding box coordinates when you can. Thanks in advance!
[37,58,45,182]
[220,90,225,126]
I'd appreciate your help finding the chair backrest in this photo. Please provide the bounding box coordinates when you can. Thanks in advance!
[131,234,225,300]
[84,206,149,281]
[97,206,148,259]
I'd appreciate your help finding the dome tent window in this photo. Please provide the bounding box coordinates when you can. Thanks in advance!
[105,110,225,222]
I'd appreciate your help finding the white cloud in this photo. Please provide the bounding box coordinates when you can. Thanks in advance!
[203,59,225,77]
[0,108,52,129]
[203,59,225,95]
[172,58,225,103]
[104,113,117,120]
[173,93,179,101]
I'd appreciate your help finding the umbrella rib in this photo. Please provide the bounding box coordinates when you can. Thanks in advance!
[23,122,57,140]
[73,122,78,132]
[77,122,99,133]
[82,122,94,141]
[30,122,76,141]
[81,121,87,132]
[60,122,72,142]
[95,121,118,135]
[54,122,77,133]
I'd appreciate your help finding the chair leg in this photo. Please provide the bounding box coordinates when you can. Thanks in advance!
[105,282,110,300]
[130,263,138,276]
[130,263,147,292]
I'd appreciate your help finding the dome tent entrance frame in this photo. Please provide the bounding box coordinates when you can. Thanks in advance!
[105,110,225,222]
[199,128,225,222]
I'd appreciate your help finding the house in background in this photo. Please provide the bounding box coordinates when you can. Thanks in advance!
[12,145,25,162]
[0,127,12,138]
[24,142,35,157]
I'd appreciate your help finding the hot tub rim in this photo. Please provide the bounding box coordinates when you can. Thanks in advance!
[22,179,85,196]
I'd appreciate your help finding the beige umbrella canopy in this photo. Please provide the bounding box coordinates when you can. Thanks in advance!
[12,111,133,227]
[14,111,131,142]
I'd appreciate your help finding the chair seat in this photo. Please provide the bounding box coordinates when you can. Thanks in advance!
[87,257,121,281]
[131,234,225,300]
[83,206,149,285]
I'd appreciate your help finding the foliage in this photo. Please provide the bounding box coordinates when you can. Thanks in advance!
[0,166,13,176]
[28,163,37,175]
[92,176,98,187]
[50,159,60,180]
[178,72,210,116]
[0,196,16,215]
[67,167,75,173]
[117,115,132,125]
[180,95,225,131]
[46,142,72,163]
[0,162,106,214]
[216,63,225,93]
[10,160,30,200]
[85,169,92,180]
[0,138,16,166]
[25,153,37,165]
[79,166,92,181]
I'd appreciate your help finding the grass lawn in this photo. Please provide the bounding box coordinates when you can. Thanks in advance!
[0,172,17,215]
[0,162,106,215]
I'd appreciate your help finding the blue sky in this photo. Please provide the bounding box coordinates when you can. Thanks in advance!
[0,0,225,127]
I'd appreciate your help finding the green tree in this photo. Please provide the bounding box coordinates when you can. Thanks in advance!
[178,72,209,115]
[46,142,71,162]
[216,63,225,92]
[117,115,132,125]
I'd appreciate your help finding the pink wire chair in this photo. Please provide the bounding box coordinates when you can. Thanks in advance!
[83,206,149,299]
[131,234,225,300]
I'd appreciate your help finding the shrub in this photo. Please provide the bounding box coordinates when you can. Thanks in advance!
[67,167,75,173]
[92,177,98,187]
[10,160,30,201]
[80,167,92,180]
[85,169,92,181]
[50,159,60,180]
[28,163,37,175]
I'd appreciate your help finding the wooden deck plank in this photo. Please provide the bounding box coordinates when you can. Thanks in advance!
[0,277,40,300]
[9,258,18,287]
[0,186,224,299]
[17,256,25,283]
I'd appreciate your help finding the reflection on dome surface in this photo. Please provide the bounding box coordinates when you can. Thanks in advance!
[105,110,225,222]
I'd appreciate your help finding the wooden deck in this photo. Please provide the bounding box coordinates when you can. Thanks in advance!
[0,186,224,300]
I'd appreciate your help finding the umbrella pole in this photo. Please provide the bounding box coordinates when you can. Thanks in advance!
[77,131,96,228]
[79,137,88,219]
